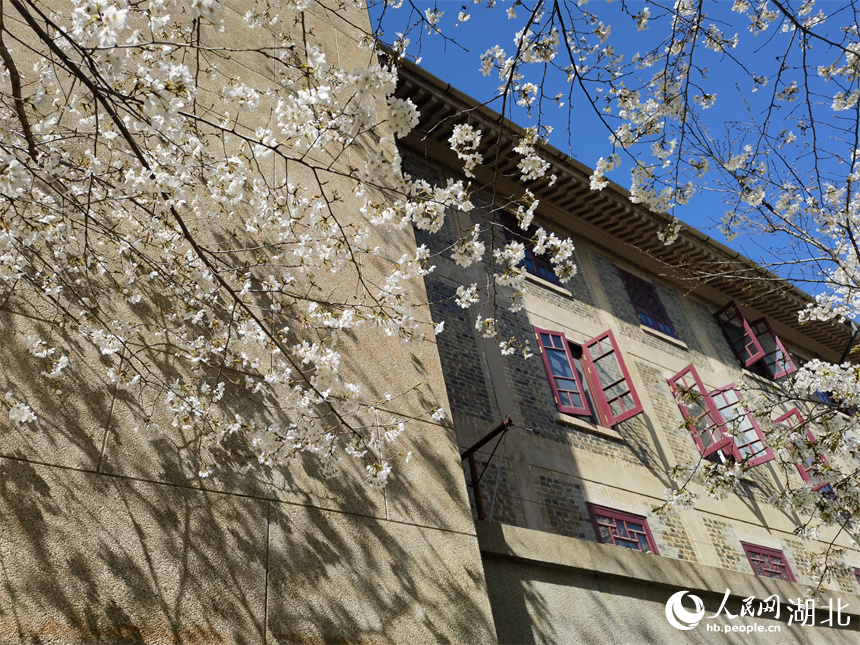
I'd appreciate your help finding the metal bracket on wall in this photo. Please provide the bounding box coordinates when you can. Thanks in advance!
[460,415,513,521]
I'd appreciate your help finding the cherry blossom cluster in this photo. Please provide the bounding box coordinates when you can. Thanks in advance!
[0,0,489,490]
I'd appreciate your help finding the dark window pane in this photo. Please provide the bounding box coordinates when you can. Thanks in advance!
[546,349,574,378]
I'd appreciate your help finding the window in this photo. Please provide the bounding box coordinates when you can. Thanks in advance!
[790,356,849,413]
[500,214,560,284]
[535,327,644,426]
[534,329,591,417]
[710,386,773,467]
[666,364,731,460]
[749,317,795,379]
[618,269,677,338]
[522,243,559,284]
[742,543,796,582]
[816,390,835,404]
[668,364,774,467]
[854,569,860,587]
[714,301,796,379]
[588,504,658,553]
[775,408,835,496]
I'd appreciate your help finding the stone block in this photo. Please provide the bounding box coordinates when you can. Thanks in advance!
[0,312,113,471]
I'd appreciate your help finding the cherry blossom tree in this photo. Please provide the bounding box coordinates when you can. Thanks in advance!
[0,0,575,491]
[3,0,860,588]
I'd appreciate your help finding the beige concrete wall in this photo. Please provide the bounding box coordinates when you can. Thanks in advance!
[479,522,860,644]
[0,3,498,643]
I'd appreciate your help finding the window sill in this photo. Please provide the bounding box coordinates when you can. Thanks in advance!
[555,412,623,441]
[523,270,573,297]
[640,325,688,350]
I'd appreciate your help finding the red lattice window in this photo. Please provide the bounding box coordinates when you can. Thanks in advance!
[710,385,774,467]
[618,269,677,338]
[522,246,559,284]
[588,504,658,554]
[667,364,733,460]
[775,408,834,496]
[534,328,591,417]
[501,214,561,284]
[715,302,764,367]
[582,330,644,425]
[714,302,796,379]
[742,543,796,582]
[749,318,796,379]
[668,366,773,467]
[535,327,643,426]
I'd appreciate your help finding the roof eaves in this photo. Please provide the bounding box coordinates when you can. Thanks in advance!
[394,58,856,362]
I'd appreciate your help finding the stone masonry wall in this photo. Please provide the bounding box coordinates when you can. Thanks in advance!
[591,250,706,359]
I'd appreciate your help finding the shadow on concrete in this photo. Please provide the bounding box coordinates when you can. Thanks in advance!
[481,545,860,645]
[0,181,496,643]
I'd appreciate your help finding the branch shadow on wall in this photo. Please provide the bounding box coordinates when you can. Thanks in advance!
[0,389,495,644]
[480,539,860,645]
[0,234,495,644]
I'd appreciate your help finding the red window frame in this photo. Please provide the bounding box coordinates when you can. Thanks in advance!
[749,318,796,379]
[667,364,734,460]
[710,385,774,467]
[523,246,560,284]
[814,390,855,417]
[775,408,834,494]
[588,504,658,554]
[617,269,678,338]
[741,543,796,582]
[534,328,591,416]
[854,569,860,587]
[714,302,797,379]
[534,327,643,426]
[582,330,644,425]
[714,301,765,367]
[668,366,774,467]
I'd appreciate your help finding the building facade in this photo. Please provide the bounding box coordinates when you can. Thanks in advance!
[396,61,860,643]
[4,1,860,641]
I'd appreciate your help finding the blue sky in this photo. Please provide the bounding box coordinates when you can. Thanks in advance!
[371,2,731,234]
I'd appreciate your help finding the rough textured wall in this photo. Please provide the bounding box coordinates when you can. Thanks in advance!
[479,522,860,645]
[483,555,860,645]
[0,3,498,644]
